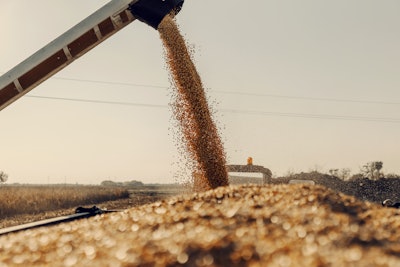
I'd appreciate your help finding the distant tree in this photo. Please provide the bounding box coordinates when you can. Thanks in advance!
[284,169,296,178]
[123,180,144,187]
[349,173,364,181]
[0,171,8,183]
[385,173,400,179]
[328,169,339,177]
[101,180,117,186]
[361,161,383,180]
[338,168,351,181]
[309,164,323,173]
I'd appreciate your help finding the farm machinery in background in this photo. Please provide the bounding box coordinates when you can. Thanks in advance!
[227,157,272,185]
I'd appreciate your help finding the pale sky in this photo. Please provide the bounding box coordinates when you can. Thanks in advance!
[0,0,399,184]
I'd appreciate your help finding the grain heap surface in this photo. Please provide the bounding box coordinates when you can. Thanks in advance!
[158,15,228,191]
[1,184,400,267]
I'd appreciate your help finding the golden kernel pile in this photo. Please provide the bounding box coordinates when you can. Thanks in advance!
[1,184,399,266]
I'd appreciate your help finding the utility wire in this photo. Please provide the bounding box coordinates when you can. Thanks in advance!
[215,90,400,106]
[54,76,167,89]
[27,95,167,109]
[52,76,400,106]
[25,95,400,124]
[1,72,399,106]
[3,73,400,122]
[222,108,400,123]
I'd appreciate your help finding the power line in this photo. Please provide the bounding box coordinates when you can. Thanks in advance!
[3,73,400,122]
[1,72,399,106]
[51,76,400,106]
[54,76,168,89]
[215,90,400,106]
[222,108,400,123]
[26,95,167,109]
[25,94,400,124]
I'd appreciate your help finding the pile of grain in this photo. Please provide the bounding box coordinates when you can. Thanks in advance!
[158,15,228,191]
[1,184,399,266]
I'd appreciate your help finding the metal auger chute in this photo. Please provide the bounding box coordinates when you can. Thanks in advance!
[0,0,184,111]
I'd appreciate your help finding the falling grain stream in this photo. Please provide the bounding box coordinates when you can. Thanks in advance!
[158,15,228,191]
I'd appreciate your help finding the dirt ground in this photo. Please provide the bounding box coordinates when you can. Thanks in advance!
[0,184,400,266]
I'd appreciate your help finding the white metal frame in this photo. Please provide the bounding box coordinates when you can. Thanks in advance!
[0,0,139,111]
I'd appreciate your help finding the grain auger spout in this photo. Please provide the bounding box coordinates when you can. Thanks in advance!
[129,0,184,29]
[0,0,184,111]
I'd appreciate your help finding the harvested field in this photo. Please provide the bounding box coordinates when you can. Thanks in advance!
[0,185,129,218]
[0,185,179,229]
[1,184,399,266]
[0,185,129,229]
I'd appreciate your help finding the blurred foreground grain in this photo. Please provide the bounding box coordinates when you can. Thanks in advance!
[1,184,399,267]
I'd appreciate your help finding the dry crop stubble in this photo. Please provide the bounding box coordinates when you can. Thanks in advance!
[158,15,228,191]
[0,186,129,227]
